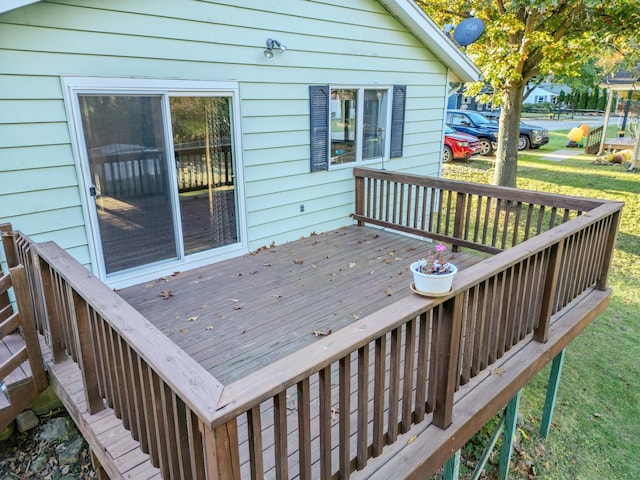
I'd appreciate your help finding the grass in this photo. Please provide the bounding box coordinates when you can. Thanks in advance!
[440,126,639,479]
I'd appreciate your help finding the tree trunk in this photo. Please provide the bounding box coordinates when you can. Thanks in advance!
[493,82,526,188]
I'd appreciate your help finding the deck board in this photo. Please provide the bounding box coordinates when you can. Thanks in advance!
[118,226,486,384]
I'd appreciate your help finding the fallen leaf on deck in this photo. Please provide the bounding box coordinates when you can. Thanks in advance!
[145,284,154,289]
[186,316,199,322]
[160,290,173,299]
[349,262,356,268]
[408,435,417,444]
[181,329,189,333]
[331,405,339,421]
[385,287,394,296]
[270,241,277,248]
[172,271,180,277]
[311,264,317,269]
[250,270,257,274]
[384,258,392,264]
[272,294,283,298]
[313,329,332,337]
[294,257,304,265]
[233,305,243,310]
[358,237,367,243]
[230,298,239,302]
[263,263,272,267]
[491,367,506,376]
[199,305,207,309]
[352,314,360,320]
[206,325,214,330]
[373,234,379,238]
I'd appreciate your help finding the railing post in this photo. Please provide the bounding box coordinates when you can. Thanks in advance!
[534,241,564,343]
[10,265,48,392]
[35,256,66,363]
[433,294,463,429]
[0,224,19,268]
[452,192,466,252]
[596,209,621,290]
[355,172,365,226]
[67,285,104,414]
[203,420,241,480]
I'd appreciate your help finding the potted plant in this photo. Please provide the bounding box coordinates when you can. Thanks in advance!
[410,243,457,295]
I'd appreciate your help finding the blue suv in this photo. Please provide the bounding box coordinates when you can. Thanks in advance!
[446,110,498,155]
[447,109,550,154]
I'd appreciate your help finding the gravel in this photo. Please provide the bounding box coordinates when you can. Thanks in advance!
[0,411,96,479]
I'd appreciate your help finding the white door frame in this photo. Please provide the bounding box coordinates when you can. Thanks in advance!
[62,76,248,288]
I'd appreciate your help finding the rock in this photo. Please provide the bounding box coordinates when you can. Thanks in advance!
[38,416,77,442]
[30,453,49,474]
[29,386,64,415]
[58,437,85,465]
[15,409,39,432]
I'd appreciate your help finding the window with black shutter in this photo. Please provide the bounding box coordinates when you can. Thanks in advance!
[309,85,406,171]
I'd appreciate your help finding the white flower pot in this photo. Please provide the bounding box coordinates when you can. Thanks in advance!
[410,262,457,295]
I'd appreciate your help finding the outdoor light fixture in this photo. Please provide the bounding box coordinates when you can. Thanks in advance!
[264,38,286,58]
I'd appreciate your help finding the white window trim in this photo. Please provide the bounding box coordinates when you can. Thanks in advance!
[61,76,248,288]
[328,85,393,170]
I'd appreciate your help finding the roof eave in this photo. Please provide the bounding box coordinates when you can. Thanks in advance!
[0,0,40,14]
[378,0,481,83]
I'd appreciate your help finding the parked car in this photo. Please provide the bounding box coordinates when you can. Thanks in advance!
[446,109,498,155]
[514,120,550,150]
[447,109,550,152]
[443,125,482,162]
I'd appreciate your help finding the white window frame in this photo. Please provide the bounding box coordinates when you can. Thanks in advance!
[61,76,248,288]
[328,85,393,170]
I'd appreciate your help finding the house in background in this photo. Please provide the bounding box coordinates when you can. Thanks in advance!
[523,82,572,105]
[0,0,479,288]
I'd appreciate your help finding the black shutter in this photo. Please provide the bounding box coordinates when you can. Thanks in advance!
[390,85,406,158]
[309,85,329,172]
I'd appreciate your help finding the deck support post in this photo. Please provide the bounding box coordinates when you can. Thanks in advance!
[443,449,460,480]
[498,390,521,480]
[540,349,566,438]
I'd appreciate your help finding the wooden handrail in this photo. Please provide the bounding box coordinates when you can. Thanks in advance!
[202,171,622,478]
[0,166,623,479]
[31,241,224,422]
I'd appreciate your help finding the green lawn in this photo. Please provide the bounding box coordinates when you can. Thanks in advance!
[440,127,639,479]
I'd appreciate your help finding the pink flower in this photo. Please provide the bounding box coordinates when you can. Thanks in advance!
[435,243,446,253]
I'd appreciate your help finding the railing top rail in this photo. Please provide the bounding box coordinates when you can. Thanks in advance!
[354,167,608,212]
[211,199,623,427]
[32,240,223,424]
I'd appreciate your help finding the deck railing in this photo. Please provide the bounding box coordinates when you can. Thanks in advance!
[3,227,228,480]
[1,167,622,479]
[204,168,621,478]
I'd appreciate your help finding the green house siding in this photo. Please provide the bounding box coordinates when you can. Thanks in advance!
[0,0,462,280]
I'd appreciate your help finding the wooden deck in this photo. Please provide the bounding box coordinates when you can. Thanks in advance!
[117,226,484,385]
[0,168,624,479]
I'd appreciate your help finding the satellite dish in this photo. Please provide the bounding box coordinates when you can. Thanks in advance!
[453,17,485,46]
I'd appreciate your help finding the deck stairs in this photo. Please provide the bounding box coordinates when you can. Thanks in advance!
[0,265,48,431]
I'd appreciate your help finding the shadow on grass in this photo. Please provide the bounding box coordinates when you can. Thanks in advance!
[516,162,639,195]
[614,231,640,257]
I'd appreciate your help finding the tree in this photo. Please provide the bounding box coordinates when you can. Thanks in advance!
[418,0,640,187]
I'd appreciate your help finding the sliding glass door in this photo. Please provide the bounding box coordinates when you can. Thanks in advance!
[73,83,241,279]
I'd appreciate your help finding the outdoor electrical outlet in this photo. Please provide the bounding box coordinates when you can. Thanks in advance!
[300,204,305,212]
